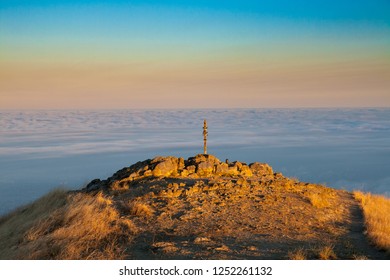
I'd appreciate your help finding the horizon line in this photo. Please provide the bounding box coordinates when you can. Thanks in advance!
[1,106,390,112]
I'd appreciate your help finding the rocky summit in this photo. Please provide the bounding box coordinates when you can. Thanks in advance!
[83,154,274,192]
[1,154,388,260]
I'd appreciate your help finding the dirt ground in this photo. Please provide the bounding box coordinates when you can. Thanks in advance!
[108,175,388,260]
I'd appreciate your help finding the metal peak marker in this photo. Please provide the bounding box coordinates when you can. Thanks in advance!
[203,119,208,155]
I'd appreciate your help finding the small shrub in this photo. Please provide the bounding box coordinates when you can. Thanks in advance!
[130,202,154,217]
[318,245,337,260]
[288,248,306,260]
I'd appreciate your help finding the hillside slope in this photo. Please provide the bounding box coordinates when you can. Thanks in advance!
[0,154,388,260]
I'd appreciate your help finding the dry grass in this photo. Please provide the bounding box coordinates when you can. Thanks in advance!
[354,191,390,253]
[306,190,335,208]
[0,189,68,226]
[318,245,337,260]
[0,189,68,258]
[288,248,306,260]
[0,190,137,260]
[129,202,154,217]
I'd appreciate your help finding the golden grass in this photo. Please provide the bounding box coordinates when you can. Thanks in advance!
[318,245,337,260]
[306,189,335,208]
[0,189,68,258]
[0,190,137,260]
[354,191,390,253]
[118,198,155,218]
[129,202,154,217]
[288,248,306,260]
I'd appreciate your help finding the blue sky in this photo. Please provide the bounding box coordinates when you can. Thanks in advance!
[1,0,389,20]
[1,0,389,109]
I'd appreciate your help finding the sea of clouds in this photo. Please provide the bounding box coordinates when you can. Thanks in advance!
[0,108,389,215]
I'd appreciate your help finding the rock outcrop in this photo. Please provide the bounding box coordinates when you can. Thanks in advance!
[84,154,275,192]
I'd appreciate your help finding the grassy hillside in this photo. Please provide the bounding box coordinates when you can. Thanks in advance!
[0,190,137,259]
[0,155,389,260]
[354,191,390,253]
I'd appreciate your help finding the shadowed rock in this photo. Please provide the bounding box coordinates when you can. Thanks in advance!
[85,179,102,192]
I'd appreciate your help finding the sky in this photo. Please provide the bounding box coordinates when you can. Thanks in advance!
[0,0,389,109]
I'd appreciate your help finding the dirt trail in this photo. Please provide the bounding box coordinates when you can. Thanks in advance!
[340,192,388,260]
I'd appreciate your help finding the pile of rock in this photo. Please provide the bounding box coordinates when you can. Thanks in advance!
[84,154,274,192]
[151,154,274,178]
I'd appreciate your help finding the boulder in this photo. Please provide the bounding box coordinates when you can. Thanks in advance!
[239,165,253,177]
[232,161,243,170]
[180,169,189,177]
[152,156,179,177]
[187,154,221,165]
[178,157,185,170]
[186,165,196,174]
[249,162,273,176]
[215,162,229,175]
[197,161,214,176]
[84,179,102,192]
[226,161,240,176]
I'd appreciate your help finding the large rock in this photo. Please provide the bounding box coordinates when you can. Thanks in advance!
[84,179,102,192]
[215,162,229,175]
[197,161,214,176]
[239,164,253,177]
[178,157,185,170]
[185,165,196,175]
[225,161,240,176]
[249,162,273,176]
[187,154,221,165]
[184,154,221,177]
[151,156,179,177]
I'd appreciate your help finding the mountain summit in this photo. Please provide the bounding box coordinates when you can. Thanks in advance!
[0,155,388,260]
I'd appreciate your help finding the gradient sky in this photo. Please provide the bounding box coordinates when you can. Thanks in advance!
[1,0,389,109]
